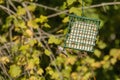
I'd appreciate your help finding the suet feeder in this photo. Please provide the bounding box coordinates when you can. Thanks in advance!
[64,15,100,52]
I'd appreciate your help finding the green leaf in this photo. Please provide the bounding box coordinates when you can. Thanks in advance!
[27,20,39,29]
[9,65,21,78]
[69,7,82,16]
[60,2,67,10]
[19,44,30,51]
[44,23,51,28]
[44,49,52,56]
[97,40,107,49]
[27,4,36,12]
[17,6,26,16]
[0,36,7,43]
[67,0,76,6]
[48,35,61,44]
[78,0,82,4]
[94,49,101,58]
[62,16,69,23]
[35,15,48,23]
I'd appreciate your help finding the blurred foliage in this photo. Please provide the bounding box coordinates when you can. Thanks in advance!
[0,0,120,80]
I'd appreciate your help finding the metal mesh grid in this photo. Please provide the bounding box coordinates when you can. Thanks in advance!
[64,15,100,52]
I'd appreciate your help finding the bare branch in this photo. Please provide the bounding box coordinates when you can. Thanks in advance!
[8,0,17,11]
[47,2,120,18]
[0,5,16,15]
[24,1,61,12]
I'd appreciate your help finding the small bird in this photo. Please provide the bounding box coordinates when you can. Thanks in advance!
[57,46,68,57]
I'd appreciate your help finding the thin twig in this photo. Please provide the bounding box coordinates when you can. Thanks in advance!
[0,5,16,15]
[24,1,61,12]
[47,2,120,18]
[8,0,17,11]
[22,2,32,20]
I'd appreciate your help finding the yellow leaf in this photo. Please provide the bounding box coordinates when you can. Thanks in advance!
[27,4,36,12]
[9,65,21,78]
[67,0,76,6]
[44,49,52,56]
[62,16,69,23]
[19,44,30,51]
[65,56,76,65]
[30,70,34,74]
[0,56,9,64]
[91,62,101,68]
[56,29,63,33]
[35,15,48,23]
[0,36,7,43]
[110,58,117,65]
[51,72,59,79]
[110,48,120,58]
[94,49,101,58]
[69,7,82,16]
[44,23,51,28]
[29,39,37,46]
[71,72,78,80]
[29,76,36,80]
[103,61,110,69]
[97,40,107,49]
[37,68,44,75]
[27,20,38,29]
[25,29,33,37]
[0,0,4,4]
[104,55,110,61]
[17,6,26,16]
[25,59,35,70]
[48,35,61,44]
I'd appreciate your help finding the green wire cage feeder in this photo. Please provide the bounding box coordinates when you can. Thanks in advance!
[64,15,100,52]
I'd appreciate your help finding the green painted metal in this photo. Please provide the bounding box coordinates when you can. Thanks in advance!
[64,15,100,52]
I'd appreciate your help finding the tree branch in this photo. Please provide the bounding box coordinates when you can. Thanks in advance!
[0,5,16,15]
[24,1,61,12]
[47,2,120,18]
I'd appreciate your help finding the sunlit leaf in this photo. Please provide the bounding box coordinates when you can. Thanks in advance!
[27,20,39,29]
[65,56,76,65]
[104,55,110,61]
[27,4,36,12]
[9,65,21,78]
[71,72,78,80]
[29,76,36,80]
[44,49,52,56]
[69,7,82,16]
[37,68,44,75]
[97,40,107,49]
[60,2,67,10]
[48,35,61,44]
[0,0,4,4]
[35,15,48,23]
[67,0,76,6]
[110,58,117,65]
[0,56,9,64]
[17,6,26,16]
[94,49,101,58]
[103,61,110,69]
[62,16,69,23]
[44,23,51,28]
[51,72,59,79]
[19,44,30,51]
[91,62,101,68]
[25,29,33,37]
[25,58,39,70]
[0,36,7,43]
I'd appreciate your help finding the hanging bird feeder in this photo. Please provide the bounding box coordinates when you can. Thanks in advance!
[64,15,100,52]
[64,0,100,52]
